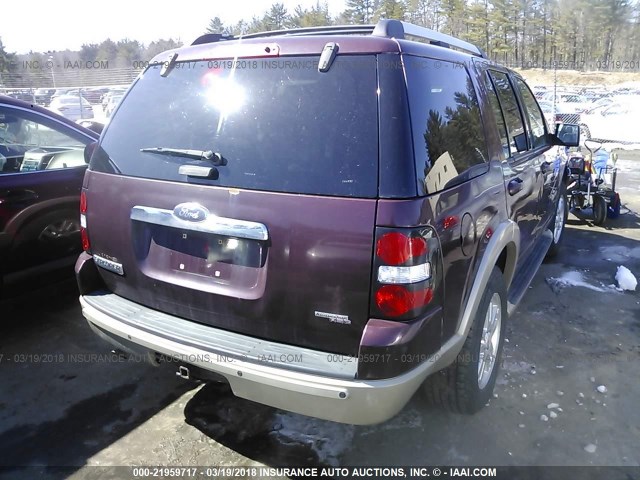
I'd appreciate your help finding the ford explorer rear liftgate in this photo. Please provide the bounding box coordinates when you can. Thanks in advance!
[83,54,381,356]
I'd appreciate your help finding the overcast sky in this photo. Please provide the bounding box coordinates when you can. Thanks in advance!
[2,0,347,54]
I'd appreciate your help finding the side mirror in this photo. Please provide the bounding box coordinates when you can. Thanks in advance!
[553,123,580,147]
[84,141,98,164]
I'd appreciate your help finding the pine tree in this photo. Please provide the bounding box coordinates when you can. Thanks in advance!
[206,17,226,34]
[374,0,407,21]
[343,0,379,24]
[264,3,290,30]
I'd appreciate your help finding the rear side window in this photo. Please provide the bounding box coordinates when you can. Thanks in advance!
[93,56,379,197]
[483,72,510,159]
[404,56,488,196]
[514,77,547,148]
[487,71,527,155]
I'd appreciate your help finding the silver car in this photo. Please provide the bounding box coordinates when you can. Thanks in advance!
[49,95,94,121]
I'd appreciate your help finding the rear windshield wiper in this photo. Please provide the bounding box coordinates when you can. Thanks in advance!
[140,147,227,165]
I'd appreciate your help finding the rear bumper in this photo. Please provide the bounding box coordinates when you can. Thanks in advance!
[79,292,455,425]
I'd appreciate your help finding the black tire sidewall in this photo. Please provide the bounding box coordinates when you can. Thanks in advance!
[593,196,607,225]
[546,184,568,258]
[455,268,507,413]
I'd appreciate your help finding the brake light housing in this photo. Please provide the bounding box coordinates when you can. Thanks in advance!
[371,226,439,321]
[80,190,90,252]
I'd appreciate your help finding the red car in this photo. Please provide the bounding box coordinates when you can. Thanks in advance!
[0,95,99,297]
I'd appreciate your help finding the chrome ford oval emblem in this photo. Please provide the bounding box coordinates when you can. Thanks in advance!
[173,203,209,222]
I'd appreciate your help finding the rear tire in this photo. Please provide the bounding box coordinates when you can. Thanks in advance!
[546,185,568,258]
[593,196,607,226]
[422,267,507,413]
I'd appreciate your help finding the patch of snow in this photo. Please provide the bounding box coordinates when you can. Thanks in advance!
[579,392,585,398]
[518,424,525,428]
[597,385,608,394]
[557,391,564,396]
[547,403,560,409]
[272,412,355,465]
[550,411,558,419]
[616,266,637,291]
[547,271,607,292]
[584,443,597,453]
[540,414,549,422]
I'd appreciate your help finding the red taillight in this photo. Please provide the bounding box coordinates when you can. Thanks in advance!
[372,227,436,320]
[81,228,90,251]
[80,190,90,252]
[376,232,427,266]
[80,191,87,214]
[375,285,433,317]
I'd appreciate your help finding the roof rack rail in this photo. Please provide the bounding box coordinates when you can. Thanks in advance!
[240,24,376,39]
[191,33,234,46]
[372,20,486,58]
[190,19,486,58]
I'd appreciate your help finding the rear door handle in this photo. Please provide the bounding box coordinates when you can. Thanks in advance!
[508,178,524,196]
[0,189,39,205]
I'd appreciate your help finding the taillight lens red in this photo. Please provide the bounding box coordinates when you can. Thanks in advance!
[375,285,433,317]
[81,228,90,251]
[80,190,90,252]
[376,232,427,266]
[372,227,436,320]
[80,191,87,214]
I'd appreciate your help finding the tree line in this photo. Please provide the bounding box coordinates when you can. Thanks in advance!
[2,0,639,88]
[205,0,640,68]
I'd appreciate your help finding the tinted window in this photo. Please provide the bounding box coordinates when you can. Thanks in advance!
[488,71,527,155]
[93,56,379,198]
[483,71,510,159]
[0,107,88,173]
[405,56,488,195]
[514,77,547,148]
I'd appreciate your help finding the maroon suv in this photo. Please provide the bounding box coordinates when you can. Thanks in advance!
[75,20,579,424]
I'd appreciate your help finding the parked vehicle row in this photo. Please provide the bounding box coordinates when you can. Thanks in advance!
[531,85,640,144]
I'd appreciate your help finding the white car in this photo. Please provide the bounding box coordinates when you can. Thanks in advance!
[49,95,94,121]
[580,99,640,144]
[104,93,124,117]
[554,94,591,122]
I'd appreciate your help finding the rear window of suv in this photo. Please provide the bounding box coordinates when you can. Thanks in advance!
[92,55,379,198]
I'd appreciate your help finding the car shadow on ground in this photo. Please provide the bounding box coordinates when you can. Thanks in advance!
[565,201,640,232]
[0,279,197,477]
[184,382,331,467]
